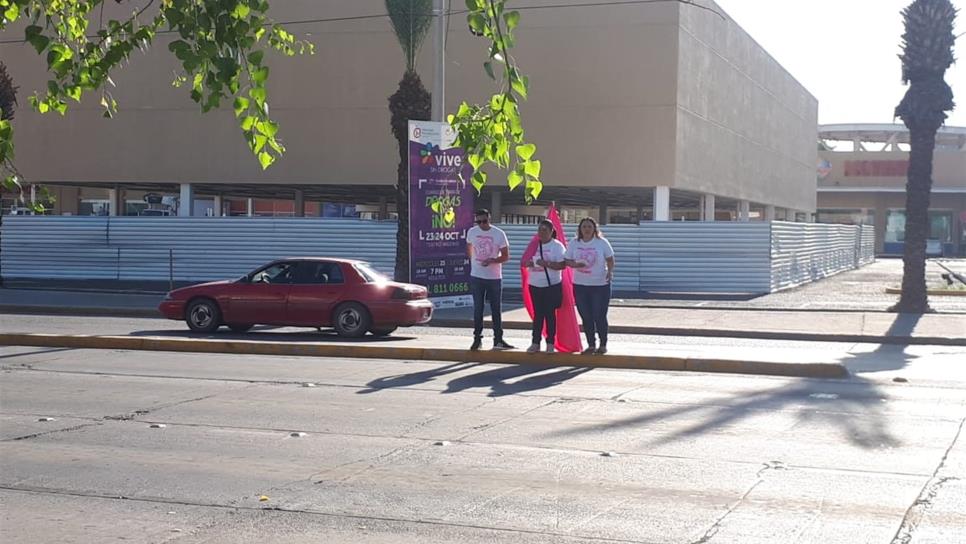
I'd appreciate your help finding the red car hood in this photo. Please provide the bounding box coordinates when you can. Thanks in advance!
[169,279,233,296]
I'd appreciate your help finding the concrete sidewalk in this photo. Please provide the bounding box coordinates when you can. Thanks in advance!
[2,287,964,345]
[462,306,966,346]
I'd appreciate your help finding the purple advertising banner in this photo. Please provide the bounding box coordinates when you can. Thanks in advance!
[408,121,475,307]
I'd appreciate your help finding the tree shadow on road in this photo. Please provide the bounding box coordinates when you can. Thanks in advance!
[544,376,899,449]
[527,315,931,450]
[837,313,923,375]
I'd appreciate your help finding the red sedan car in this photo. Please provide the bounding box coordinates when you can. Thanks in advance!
[158,258,433,337]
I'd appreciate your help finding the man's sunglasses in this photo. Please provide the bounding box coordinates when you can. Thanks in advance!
[475,219,489,224]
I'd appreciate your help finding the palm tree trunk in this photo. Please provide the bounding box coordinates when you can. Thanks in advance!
[895,127,937,313]
[389,70,431,282]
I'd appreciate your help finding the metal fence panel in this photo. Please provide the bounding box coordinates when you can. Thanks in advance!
[859,225,876,265]
[639,222,772,293]
[1,216,875,294]
[1,216,398,281]
[770,221,861,291]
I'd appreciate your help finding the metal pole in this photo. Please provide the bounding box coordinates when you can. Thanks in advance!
[169,249,174,292]
[431,0,446,122]
[116,247,121,281]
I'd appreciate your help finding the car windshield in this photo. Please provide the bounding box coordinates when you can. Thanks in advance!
[354,263,388,283]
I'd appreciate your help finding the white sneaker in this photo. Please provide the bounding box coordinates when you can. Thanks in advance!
[526,343,540,354]
[545,345,555,354]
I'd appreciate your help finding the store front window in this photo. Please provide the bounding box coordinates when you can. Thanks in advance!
[816,209,874,225]
[885,210,953,243]
[78,199,110,216]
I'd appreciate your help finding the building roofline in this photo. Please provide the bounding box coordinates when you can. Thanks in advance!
[818,123,966,148]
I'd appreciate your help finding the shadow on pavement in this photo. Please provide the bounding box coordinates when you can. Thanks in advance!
[838,313,922,374]
[0,347,77,360]
[620,292,761,302]
[357,362,483,394]
[443,364,592,398]
[544,378,898,449]
[358,363,592,398]
[127,326,417,343]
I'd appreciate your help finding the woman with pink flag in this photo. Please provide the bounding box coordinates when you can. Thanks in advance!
[520,205,583,353]
[565,217,615,355]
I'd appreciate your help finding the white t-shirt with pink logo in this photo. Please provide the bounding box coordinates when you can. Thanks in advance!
[565,237,615,286]
[467,225,509,280]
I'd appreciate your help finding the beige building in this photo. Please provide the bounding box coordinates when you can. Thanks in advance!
[3,0,817,223]
[817,124,966,257]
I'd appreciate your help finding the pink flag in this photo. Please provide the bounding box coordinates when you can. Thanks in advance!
[520,204,583,353]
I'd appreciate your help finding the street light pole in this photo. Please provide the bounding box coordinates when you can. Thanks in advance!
[431,0,446,122]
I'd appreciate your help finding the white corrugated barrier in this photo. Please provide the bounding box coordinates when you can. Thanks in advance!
[0,217,874,294]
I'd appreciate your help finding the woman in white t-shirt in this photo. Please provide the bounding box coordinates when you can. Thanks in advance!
[523,220,567,353]
[565,217,615,354]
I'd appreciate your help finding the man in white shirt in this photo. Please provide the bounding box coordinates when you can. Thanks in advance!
[466,208,515,351]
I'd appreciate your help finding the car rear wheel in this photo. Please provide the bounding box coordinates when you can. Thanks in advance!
[333,302,371,338]
[227,323,254,333]
[369,327,397,337]
[186,299,221,333]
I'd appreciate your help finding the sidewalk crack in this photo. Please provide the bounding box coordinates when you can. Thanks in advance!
[690,462,783,544]
[890,416,965,544]
[3,422,103,442]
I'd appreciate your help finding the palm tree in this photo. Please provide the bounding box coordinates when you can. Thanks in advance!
[0,61,15,122]
[0,60,17,286]
[386,0,433,281]
[892,0,957,313]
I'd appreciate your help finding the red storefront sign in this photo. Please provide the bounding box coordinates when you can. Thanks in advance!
[844,160,909,177]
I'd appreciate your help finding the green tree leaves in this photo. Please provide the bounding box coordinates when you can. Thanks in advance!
[448,1,541,202]
[0,0,314,171]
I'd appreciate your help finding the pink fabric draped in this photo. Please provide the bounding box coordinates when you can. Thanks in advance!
[520,204,582,353]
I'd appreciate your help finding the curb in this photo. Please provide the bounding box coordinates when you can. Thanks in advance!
[0,333,849,379]
[431,319,966,347]
[885,287,966,297]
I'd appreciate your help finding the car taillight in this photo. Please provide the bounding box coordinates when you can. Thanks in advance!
[392,286,427,300]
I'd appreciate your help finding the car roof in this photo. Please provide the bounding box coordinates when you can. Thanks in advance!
[275,257,365,265]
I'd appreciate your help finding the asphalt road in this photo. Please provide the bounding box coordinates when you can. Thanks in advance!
[2,338,965,542]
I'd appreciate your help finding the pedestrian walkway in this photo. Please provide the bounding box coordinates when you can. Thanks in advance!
[464,306,966,346]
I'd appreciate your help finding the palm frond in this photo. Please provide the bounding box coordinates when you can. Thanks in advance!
[385,0,434,72]
[0,61,17,121]
[898,0,957,84]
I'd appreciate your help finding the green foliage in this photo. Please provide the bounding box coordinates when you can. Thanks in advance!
[0,59,21,201]
[0,61,16,121]
[449,0,541,201]
[385,0,433,73]
[0,0,314,171]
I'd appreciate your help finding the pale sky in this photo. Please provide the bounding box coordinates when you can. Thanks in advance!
[713,0,966,128]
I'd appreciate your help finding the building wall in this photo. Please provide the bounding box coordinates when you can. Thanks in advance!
[4,0,813,210]
[675,1,818,211]
[817,146,966,255]
[819,150,966,190]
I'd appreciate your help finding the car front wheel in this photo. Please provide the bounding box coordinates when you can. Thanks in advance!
[333,302,371,338]
[186,299,222,333]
